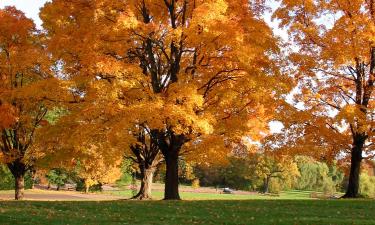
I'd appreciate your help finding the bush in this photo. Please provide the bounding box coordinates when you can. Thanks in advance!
[45,169,69,190]
[294,156,344,192]
[192,179,200,189]
[359,173,375,198]
[0,165,33,190]
[268,179,281,194]
[75,179,102,192]
[116,159,133,187]
[322,178,336,195]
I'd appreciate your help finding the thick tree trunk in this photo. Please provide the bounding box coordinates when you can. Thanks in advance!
[7,160,26,200]
[133,167,155,200]
[343,138,364,198]
[157,131,186,200]
[15,174,25,200]
[164,150,180,200]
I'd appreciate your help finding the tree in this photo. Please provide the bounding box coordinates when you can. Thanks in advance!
[0,7,65,200]
[41,0,290,200]
[45,168,68,191]
[274,0,375,197]
[37,114,123,194]
[293,156,343,193]
[255,154,299,193]
[128,129,163,200]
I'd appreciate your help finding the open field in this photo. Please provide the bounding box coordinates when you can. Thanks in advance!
[107,189,317,200]
[0,199,374,225]
[0,189,313,201]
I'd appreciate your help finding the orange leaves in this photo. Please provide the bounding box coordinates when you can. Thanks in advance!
[0,103,18,129]
[0,7,35,44]
[37,0,291,173]
[0,7,71,171]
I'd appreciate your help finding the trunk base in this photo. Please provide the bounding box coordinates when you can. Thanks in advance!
[15,175,25,200]
[341,192,361,198]
[131,194,153,200]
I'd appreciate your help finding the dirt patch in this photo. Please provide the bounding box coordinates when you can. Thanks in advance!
[0,189,123,201]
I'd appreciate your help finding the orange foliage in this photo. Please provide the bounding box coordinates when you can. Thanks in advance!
[39,0,291,169]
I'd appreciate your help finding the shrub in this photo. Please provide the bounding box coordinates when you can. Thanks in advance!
[45,169,69,190]
[359,173,375,198]
[192,179,200,189]
[75,179,103,192]
[116,159,133,187]
[268,179,281,194]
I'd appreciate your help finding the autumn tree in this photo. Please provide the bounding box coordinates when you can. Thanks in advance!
[0,7,66,200]
[274,0,375,197]
[109,121,163,199]
[127,128,163,200]
[255,154,299,193]
[41,0,290,200]
[36,111,123,193]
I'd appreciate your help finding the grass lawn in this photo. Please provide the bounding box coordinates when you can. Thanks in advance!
[107,189,317,200]
[0,199,374,225]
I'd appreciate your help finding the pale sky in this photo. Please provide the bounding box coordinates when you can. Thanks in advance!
[0,0,48,27]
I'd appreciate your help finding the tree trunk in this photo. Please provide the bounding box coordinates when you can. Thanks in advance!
[15,173,25,200]
[133,167,155,200]
[263,177,270,193]
[164,150,180,200]
[343,143,363,198]
[7,160,26,200]
[157,131,186,200]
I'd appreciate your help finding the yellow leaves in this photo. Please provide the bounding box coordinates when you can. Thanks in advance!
[117,9,139,30]
[335,105,368,133]
[255,154,300,180]
[195,0,228,21]
[191,0,229,33]
[36,0,290,172]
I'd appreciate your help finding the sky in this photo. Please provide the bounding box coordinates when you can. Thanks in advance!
[0,0,285,133]
[0,0,48,27]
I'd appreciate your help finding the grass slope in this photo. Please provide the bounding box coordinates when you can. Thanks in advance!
[0,200,374,225]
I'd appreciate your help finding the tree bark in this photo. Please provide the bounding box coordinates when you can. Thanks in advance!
[15,173,25,200]
[164,150,180,200]
[132,167,155,200]
[263,177,270,193]
[343,148,363,198]
[130,129,162,200]
[7,160,26,200]
[84,179,90,194]
[343,137,364,198]
[157,132,186,200]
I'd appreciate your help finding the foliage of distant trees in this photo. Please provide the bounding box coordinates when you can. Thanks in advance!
[193,156,346,194]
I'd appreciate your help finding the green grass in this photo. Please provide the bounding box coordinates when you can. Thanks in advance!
[107,190,327,200]
[0,199,374,224]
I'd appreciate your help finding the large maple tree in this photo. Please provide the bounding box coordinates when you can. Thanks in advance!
[0,7,66,200]
[274,0,375,197]
[40,0,290,200]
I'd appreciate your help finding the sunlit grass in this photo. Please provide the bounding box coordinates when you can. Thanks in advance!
[107,189,332,200]
[0,199,374,225]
